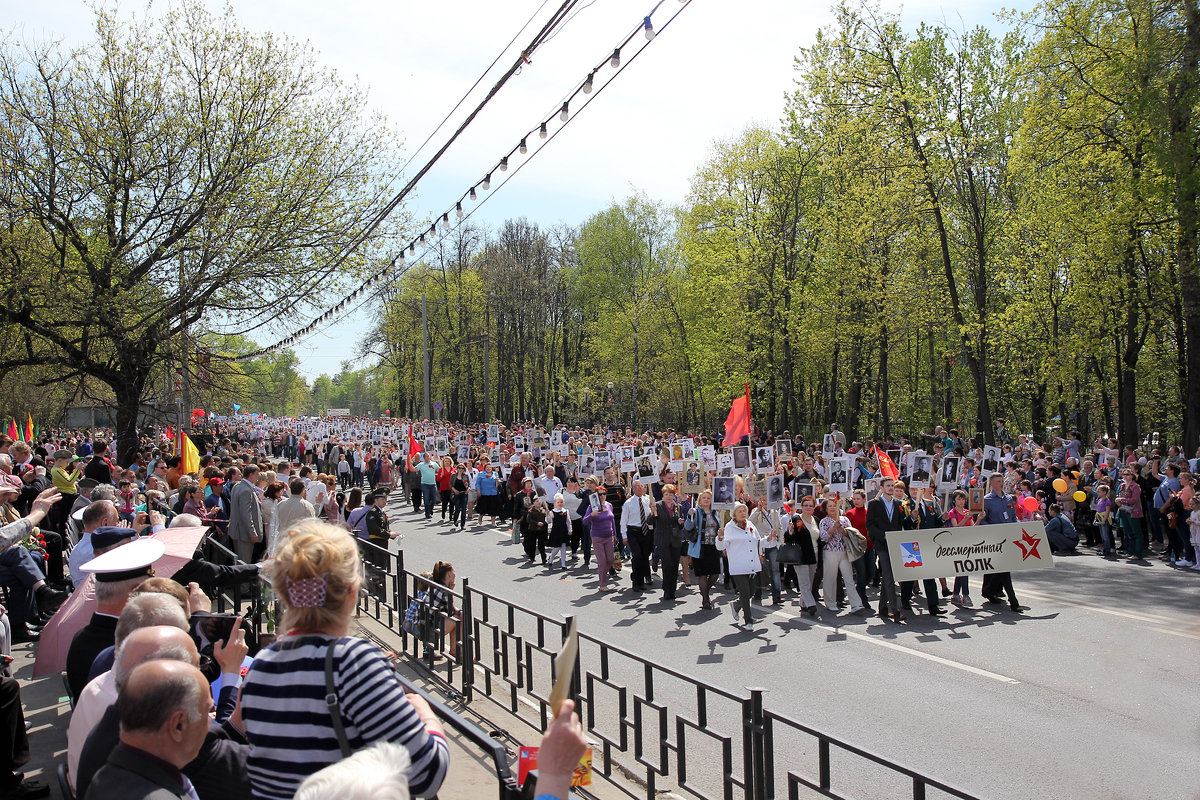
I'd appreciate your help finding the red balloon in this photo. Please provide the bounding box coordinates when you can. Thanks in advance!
[1021,495,1038,513]
[191,408,205,417]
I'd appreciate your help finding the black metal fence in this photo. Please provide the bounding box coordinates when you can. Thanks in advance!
[357,539,985,800]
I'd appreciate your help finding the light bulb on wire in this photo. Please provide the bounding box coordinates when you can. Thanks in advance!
[456,202,463,218]
[469,187,477,201]
[500,156,508,172]
[610,48,620,68]
[442,213,449,229]
[519,138,528,154]
[643,16,655,41]
[583,72,594,94]
[539,122,548,139]
[559,102,569,122]
[482,173,491,190]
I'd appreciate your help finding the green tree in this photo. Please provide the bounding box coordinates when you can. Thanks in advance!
[0,2,401,461]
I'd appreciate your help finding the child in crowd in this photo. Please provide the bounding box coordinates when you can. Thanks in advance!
[1094,483,1115,557]
[1188,496,1200,571]
[548,494,570,570]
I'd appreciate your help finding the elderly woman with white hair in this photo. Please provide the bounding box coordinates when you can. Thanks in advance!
[716,502,765,629]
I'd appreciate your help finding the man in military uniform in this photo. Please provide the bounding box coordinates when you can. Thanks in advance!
[364,492,395,593]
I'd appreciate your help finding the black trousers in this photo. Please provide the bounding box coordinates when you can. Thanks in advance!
[982,572,1019,607]
[523,526,545,562]
[901,579,940,612]
[627,530,652,588]
[874,539,902,615]
[660,545,682,599]
[0,677,30,778]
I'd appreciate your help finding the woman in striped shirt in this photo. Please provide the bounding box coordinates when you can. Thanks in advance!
[240,519,450,799]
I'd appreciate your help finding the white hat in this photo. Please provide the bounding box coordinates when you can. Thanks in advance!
[80,537,166,583]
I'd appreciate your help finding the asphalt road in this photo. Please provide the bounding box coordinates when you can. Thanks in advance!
[378,496,1200,800]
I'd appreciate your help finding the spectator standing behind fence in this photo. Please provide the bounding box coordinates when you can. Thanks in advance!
[239,519,449,800]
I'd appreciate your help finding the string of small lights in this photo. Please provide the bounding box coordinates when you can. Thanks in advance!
[233,0,691,360]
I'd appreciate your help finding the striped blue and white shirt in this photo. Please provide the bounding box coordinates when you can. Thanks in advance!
[240,634,449,799]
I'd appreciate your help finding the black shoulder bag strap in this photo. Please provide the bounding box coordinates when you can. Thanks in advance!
[324,638,352,757]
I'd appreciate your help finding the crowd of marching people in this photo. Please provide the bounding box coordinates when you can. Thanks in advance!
[0,423,599,800]
[0,415,1193,798]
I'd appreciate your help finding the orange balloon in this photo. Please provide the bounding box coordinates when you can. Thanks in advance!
[1053,478,1068,493]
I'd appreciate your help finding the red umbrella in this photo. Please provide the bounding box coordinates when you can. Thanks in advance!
[33,526,210,677]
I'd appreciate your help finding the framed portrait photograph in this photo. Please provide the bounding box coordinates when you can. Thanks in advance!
[981,445,1002,476]
[712,476,736,509]
[755,446,775,473]
[699,445,717,473]
[938,456,962,492]
[969,486,985,513]
[731,445,752,473]
[716,453,734,478]
[864,477,882,502]
[827,456,852,493]
[794,482,816,500]
[456,445,471,461]
[775,439,793,458]
[513,435,525,451]
[766,474,785,508]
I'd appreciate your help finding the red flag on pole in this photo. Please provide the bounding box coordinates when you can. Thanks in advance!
[6,420,17,442]
[724,384,751,447]
[875,445,899,481]
[408,432,423,458]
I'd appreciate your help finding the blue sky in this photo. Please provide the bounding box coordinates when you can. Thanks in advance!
[5,0,1035,384]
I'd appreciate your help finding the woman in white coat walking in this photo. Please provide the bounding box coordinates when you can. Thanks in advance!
[716,502,764,628]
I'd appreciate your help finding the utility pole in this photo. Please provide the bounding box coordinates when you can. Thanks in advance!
[421,293,431,420]
[482,311,491,423]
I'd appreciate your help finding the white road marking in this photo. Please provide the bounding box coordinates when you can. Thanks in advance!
[1017,588,1200,641]
[767,608,1021,684]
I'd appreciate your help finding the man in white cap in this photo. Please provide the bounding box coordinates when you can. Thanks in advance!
[65,537,166,702]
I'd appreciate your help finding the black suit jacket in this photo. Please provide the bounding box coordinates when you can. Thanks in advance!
[78,701,250,800]
[66,613,118,702]
[84,743,190,800]
[652,500,686,551]
[865,497,909,546]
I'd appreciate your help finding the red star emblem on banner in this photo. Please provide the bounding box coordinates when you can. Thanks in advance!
[1013,529,1043,561]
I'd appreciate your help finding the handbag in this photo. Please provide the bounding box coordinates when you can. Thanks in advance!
[402,590,429,638]
[843,528,868,561]
[776,544,804,564]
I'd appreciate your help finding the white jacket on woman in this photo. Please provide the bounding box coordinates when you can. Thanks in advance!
[716,520,763,575]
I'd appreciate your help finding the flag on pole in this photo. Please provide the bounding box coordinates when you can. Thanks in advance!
[180,433,200,476]
[24,414,33,442]
[5,420,17,442]
[875,445,899,481]
[232,403,242,414]
[408,431,423,458]
[723,383,751,447]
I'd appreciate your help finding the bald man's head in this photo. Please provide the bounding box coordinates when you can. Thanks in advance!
[118,660,212,768]
[113,625,198,692]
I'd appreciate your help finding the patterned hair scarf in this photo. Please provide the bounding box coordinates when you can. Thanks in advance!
[287,574,328,608]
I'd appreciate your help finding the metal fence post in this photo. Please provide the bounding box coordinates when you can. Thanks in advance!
[461,577,474,702]
[747,688,767,800]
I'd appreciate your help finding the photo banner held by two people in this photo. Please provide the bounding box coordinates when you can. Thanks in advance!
[886,521,1055,581]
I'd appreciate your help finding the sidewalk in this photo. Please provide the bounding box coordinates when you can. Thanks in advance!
[9,637,70,799]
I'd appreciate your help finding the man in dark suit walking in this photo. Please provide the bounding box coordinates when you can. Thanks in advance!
[653,485,686,601]
[865,477,910,623]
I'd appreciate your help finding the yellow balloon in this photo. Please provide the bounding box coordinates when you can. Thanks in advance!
[1072,490,1086,502]
[1053,478,1068,493]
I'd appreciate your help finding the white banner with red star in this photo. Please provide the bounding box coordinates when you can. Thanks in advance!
[886,521,1055,580]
